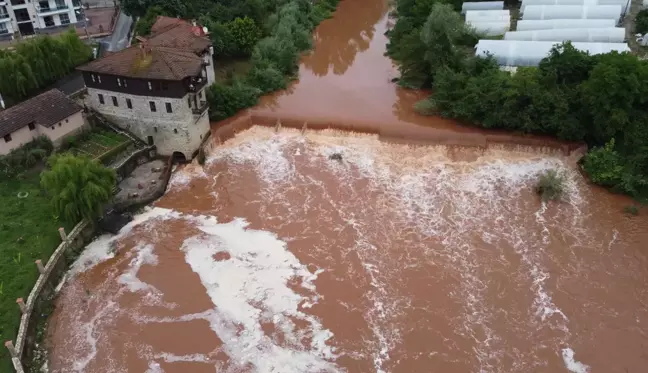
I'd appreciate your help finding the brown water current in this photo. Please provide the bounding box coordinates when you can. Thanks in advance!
[46,0,648,372]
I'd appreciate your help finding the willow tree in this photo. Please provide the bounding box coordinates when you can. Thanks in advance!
[41,155,116,223]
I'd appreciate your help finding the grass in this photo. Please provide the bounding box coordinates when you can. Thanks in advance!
[215,58,253,83]
[535,169,566,202]
[65,129,129,159]
[0,171,72,372]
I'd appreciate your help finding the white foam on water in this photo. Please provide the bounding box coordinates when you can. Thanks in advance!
[69,207,179,275]
[562,348,590,373]
[118,244,159,293]
[168,164,209,189]
[180,214,339,373]
[145,361,164,373]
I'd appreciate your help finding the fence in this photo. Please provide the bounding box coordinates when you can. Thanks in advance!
[3,144,163,373]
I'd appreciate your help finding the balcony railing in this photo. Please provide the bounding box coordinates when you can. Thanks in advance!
[192,100,208,115]
[0,29,8,35]
[188,76,207,92]
[72,0,81,7]
[37,5,69,13]
[0,13,9,20]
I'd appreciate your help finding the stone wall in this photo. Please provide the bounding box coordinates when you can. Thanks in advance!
[85,87,211,159]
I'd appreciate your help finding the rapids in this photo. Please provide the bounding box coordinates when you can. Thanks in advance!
[45,0,648,372]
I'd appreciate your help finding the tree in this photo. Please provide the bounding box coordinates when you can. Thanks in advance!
[40,155,116,223]
[227,17,262,56]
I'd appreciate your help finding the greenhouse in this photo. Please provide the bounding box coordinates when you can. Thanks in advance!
[516,18,617,30]
[522,5,623,20]
[465,9,511,18]
[504,27,625,42]
[461,1,504,13]
[475,40,630,66]
[467,21,511,36]
[466,14,512,22]
[520,0,630,13]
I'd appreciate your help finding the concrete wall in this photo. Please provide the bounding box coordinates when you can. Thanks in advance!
[86,87,210,159]
[0,111,86,155]
[204,47,216,86]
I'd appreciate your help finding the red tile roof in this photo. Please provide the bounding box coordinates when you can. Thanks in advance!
[148,16,211,54]
[78,46,204,80]
[77,16,211,80]
[0,89,82,138]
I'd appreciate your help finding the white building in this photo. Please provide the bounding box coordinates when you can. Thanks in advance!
[0,89,86,155]
[79,17,216,160]
[0,0,81,40]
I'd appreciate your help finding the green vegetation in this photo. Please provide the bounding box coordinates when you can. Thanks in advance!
[0,137,54,180]
[388,0,648,199]
[0,30,93,107]
[123,0,341,121]
[535,170,566,202]
[0,171,72,372]
[636,9,648,35]
[41,154,116,223]
[60,129,130,160]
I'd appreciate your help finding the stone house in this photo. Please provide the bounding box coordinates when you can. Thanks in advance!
[0,88,85,155]
[78,16,216,160]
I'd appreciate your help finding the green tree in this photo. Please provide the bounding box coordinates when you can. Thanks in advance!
[40,155,116,223]
[227,17,263,56]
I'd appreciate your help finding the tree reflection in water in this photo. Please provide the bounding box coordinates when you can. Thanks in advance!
[302,0,387,76]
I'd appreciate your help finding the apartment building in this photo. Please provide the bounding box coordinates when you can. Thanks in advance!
[0,0,82,40]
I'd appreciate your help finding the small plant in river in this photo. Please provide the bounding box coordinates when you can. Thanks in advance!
[535,169,566,202]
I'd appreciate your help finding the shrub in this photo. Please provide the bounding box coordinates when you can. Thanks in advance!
[252,36,300,75]
[636,9,648,35]
[0,136,53,179]
[246,66,288,93]
[535,169,566,202]
[414,98,437,116]
[581,139,625,189]
[206,80,261,121]
[226,17,262,56]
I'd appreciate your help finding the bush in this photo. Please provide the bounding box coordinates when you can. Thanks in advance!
[535,169,566,202]
[226,17,262,56]
[206,80,261,121]
[246,66,288,93]
[413,98,437,116]
[0,136,53,179]
[636,9,648,35]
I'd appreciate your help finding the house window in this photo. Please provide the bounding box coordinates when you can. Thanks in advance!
[199,91,203,99]
[126,98,132,109]
[187,97,191,107]
[112,96,118,107]
[148,81,152,90]
[43,16,54,27]
[91,74,96,83]
[65,119,68,123]
[58,122,62,127]
[161,81,169,90]
[165,103,172,113]
[59,13,70,25]
[98,75,102,83]
[149,101,156,112]
[51,126,55,130]
[98,94,104,104]
[123,79,128,87]
[4,134,11,143]
[117,78,121,87]
[28,122,35,131]
[174,129,178,134]
[154,127,158,133]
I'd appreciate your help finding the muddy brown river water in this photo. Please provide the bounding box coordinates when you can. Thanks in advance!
[46,0,648,372]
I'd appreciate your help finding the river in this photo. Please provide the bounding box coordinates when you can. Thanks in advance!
[45,0,648,372]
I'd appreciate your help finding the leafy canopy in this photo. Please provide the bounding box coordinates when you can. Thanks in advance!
[40,155,116,223]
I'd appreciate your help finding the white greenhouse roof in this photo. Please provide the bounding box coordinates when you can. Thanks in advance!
[462,1,504,13]
[475,40,630,66]
[465,9,511,18]
[522,5,623,20]
[516,18,617,30]
[504,27,625,42]
[468,21,511,36]
[466,14,512,22]
[521,0,630,13]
